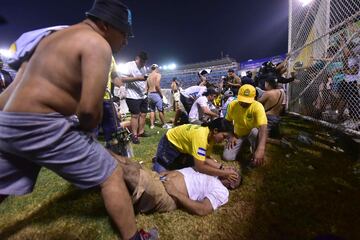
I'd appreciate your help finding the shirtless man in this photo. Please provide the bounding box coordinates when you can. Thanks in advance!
[114,155,240,216]
[0,1,157,239]
[147,64,170,129]
[258,77,285,138]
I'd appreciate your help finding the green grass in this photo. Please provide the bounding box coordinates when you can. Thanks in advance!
[1,113,360,239]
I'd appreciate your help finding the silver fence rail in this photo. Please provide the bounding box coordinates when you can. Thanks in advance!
[287,0,360,136]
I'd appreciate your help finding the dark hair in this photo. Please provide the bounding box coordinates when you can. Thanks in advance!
[172,77,177,81]
[201,118,233,133]
[203,87,218,96]
[228,68,235,73]
[137,51,148,61]
[265,74,278,89]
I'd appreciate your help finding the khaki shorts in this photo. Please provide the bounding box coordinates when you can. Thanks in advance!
[132,169,177,213]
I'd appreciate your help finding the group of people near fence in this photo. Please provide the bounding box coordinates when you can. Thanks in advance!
[0,0,324,239]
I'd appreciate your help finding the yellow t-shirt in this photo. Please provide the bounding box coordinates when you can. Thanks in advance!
[225,100,267,137]
[104,57,117,100]
[166,124,213,161]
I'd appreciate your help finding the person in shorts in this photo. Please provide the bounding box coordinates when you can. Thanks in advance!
[0,1,157,239]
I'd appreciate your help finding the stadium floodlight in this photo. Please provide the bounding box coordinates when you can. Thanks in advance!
[168,63,177,70]
[298,0,313,7]
[0,48,13,58]
[163,65,168,70]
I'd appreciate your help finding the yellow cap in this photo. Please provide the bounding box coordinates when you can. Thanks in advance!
[237,84,256,103]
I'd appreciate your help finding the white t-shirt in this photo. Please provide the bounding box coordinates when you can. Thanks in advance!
[181,86,207,99]
[120,61,147,99]
[344,56,360,83]
[189,96,210,121]
[177,167,229,210]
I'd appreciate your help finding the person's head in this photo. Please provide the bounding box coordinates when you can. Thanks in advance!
[241,76,255,87]
[219,168,242,190]
[237,84,256,108]
[246,70,253,78]
[151,64,159,72]
[264,75,278,90]
[228,68,235,78]
[202,118,234,144]
[0,58,3,69]
[203,87,218,101]
[172,77,177,82]
[135,51,148,68]
[86,0,133,52]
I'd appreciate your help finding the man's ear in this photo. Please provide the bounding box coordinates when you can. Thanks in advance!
[98,21,109,32]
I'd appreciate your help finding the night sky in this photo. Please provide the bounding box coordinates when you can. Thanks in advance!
[0,0,289,65]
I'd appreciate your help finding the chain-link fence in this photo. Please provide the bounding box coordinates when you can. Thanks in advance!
[287,0,360,135]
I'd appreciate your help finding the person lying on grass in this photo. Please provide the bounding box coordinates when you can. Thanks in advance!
[113,154,241,216]
[152,118,239,184]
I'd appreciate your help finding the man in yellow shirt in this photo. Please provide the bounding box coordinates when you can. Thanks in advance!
[223,84,268,165]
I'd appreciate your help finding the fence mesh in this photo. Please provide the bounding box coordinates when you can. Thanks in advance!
[287,0,360,134]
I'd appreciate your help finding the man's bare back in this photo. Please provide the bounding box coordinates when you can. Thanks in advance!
[3,22,112,122]
[147,71,161,93]
[260,89,285,116]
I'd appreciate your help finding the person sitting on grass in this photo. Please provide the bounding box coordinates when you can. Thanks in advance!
[152,118,239,182]
[113,154,241,216]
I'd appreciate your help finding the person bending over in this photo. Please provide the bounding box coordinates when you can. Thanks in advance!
[188,88,219,125]
[152,118,238,182]
[0,1,157,239]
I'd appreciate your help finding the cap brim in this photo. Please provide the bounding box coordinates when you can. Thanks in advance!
[238,95,255,103]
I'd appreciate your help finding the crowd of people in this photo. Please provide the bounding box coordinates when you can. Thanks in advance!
[1,0,358,239]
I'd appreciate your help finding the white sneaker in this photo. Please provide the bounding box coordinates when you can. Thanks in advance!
[162,124,172,129]
[150,125,155,129]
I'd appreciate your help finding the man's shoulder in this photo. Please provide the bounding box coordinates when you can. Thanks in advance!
[251,101,266,112]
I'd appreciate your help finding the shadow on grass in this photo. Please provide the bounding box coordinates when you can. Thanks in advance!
[0,186,107,239]
[224,116,360,240]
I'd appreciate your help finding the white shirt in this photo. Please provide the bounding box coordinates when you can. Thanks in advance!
[189,96,210,121]
[177,167,229,210]
[120,61,147,99]
[344,56,360,83]
[181,86,207,99]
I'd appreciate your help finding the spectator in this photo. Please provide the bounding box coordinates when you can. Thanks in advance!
[0,1,157,239]
[225,68,241,95]
[223,84,268,166]
[147,64,171,129]
[120,52,149,144]
[115,155,241,216]
[171,77,180,111]
[188,88,219,125]
[258,77,285,138]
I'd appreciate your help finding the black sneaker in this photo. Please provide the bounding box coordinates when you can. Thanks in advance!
[139,228,159,240]
[138,132,150,137]
[132,135,140,144]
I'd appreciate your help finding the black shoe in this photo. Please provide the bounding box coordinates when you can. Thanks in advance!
[132,135,140,144]
[138,132,150,137]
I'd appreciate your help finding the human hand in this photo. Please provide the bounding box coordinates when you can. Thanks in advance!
[223,168,239,182]
[226,136,237,149]
[162,177,179,197]
[252,149,265,166]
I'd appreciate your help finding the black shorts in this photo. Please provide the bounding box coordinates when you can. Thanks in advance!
[126,98,148,115]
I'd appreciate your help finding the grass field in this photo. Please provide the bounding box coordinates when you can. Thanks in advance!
[0,114,359,240]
